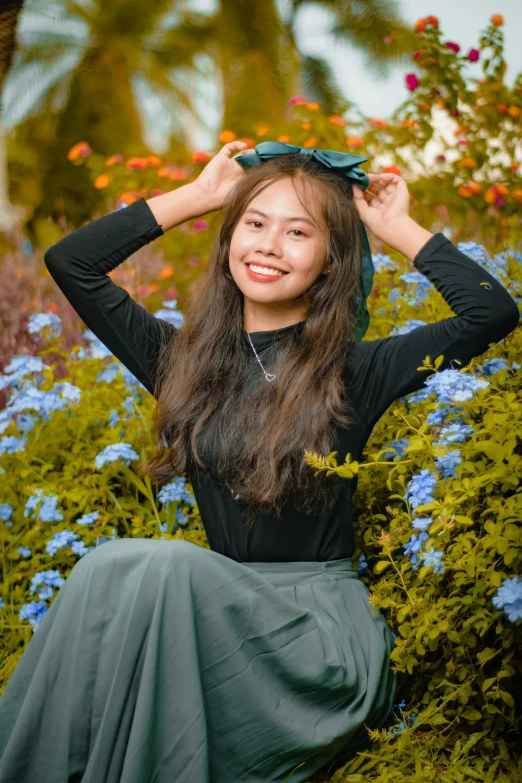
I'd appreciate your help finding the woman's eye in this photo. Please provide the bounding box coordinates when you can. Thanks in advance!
[246,221,305,237]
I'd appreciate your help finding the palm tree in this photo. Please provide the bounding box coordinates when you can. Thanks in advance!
[3,0,417,231]
[0,0,24,231]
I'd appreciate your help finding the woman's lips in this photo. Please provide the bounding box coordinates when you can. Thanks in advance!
[245,264,288,282]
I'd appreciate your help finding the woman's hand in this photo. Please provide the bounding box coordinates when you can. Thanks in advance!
[192,141,253,212]
[352,173,411,245]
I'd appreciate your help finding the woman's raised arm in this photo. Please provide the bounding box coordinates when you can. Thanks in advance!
[349,232,520,430]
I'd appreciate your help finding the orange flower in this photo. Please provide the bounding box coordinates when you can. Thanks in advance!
[219,130,236,143]
[484,187,496,204]
[346,136,364,148]
[490,14,504,26]
[459,157,477,169]
[256,125,270,136]
[192,151,210,164]
[118,191,139,206]
[509,161,520,172]
[306,102,320,110]
[277,135,291,143]
[495,183,508,196]
[105,154,124,167]
[401,119,415,128]
[426,15,439,27]
[382,165,402,176]
[414,18,427,33]
[67,142,92,162]
[458,184,473,198]
[47,303,59,314]
[467,182,481,195]
[145,156,162,167]
[94,174,111,189]
[453,125,468,136]
[512,189,522,202]
[328,116,345,126]
[150,188,166,197]
[301,122,311,130]
[496,104,508,114]
[369,118,388,129]
[159,266,175,280]
[239,137,255,147]
[302,137,317,148]
[418,101,431,112]
[508,106,520,119]
[126,157,148,170]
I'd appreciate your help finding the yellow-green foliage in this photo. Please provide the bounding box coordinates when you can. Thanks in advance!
[1,237,520,782]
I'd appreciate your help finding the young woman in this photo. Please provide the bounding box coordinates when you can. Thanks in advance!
[0,141,519,783]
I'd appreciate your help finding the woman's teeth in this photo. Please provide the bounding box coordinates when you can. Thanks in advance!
[247,263,285,276]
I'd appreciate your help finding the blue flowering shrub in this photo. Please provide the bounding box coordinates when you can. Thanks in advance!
[0,239,521,782]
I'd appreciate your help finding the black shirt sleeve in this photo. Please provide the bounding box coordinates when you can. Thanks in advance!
[349,232,520,430]
[44,198,177,398]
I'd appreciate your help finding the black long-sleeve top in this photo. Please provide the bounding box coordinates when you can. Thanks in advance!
[44,198,520,563]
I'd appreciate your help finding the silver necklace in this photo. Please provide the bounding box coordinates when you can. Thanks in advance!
[247,333,276,382]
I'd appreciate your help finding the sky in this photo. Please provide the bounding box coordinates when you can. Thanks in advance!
[172,0,522,153]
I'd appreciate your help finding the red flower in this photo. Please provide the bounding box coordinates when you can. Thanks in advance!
[288,95,308,106]
[405,73,419,91]
[444,41,460,54]
[468,48,480,62]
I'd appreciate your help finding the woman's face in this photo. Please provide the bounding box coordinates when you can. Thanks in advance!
[229,177,329,330]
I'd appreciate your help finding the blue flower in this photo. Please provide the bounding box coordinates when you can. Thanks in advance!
[421,547,445,575]
[492,577,522,623]
[388,288,401,304]
[0,435,28,455]
[19,600,48,630]
[46,529,80,556]
[17,546,32,558]
[153,301,184,328]
[424,368,489,404]
[411,517,432,531]
[96,363,121,384]
[17,413,39,434]
[76,510,100,526]
[28,569,66,602]
[24,489,64,523]
[403,531,429,566]
[435,423,474,445]
[372,253,396,274]
[381,438,409,461]
[479,358,509,376]
[27,312,62,339]
[157,477,196,506]
[94,442,139,469]
[404,469,438,510]
[109,410,120,427]
[0,503,14,522]
[0,597,4,609]
[434,449,462,480]
[357,554,368,575]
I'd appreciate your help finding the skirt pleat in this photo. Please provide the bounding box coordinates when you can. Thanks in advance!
[0,539,397,783]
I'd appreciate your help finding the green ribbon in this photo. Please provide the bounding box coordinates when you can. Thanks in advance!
[234,141,374,341]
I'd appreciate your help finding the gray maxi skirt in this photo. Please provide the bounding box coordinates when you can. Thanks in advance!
[0,538,397,783]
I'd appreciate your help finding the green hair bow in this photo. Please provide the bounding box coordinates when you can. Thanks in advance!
[234,141,374,341]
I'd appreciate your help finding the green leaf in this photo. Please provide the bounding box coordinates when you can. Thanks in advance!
[462,709,482,721]
[374,561,391,574]
[499,690,514,708]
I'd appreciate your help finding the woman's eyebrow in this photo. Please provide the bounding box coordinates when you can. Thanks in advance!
[244,208,316,227]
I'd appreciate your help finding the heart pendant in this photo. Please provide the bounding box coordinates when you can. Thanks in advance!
[265,373,276,382]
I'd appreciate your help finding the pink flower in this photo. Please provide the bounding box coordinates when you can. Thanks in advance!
[405,73,419,91]
[436,154,446,162]
[444,41,460,54]
[193,220,209,232]
[468,48,480,62]
[495,197,506,208]
[288,95,308,106]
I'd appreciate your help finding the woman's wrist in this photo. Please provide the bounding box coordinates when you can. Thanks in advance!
[146,182,216,232]
[380,217,434,262]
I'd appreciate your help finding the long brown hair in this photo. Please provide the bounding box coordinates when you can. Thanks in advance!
[137,153,365,523]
